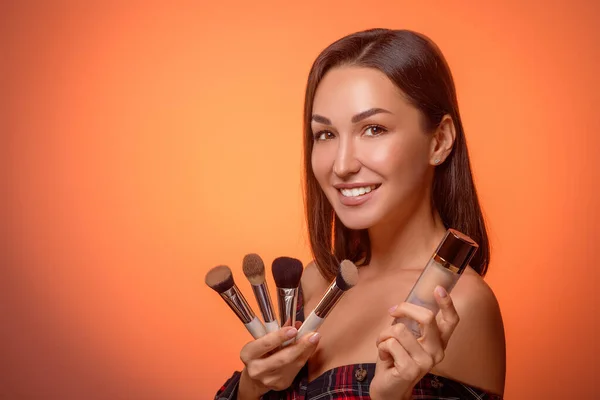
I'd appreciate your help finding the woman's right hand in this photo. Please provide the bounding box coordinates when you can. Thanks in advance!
[237,326,320,400]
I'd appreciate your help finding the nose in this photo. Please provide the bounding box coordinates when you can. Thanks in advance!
[333,136,361,178]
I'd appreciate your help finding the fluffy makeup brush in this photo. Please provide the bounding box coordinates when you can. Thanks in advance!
[297,260,359,339]
[243,253,279,333]
[205,265,267,339]
[271,256,304,328]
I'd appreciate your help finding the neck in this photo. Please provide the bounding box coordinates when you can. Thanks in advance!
[367,195,447,273]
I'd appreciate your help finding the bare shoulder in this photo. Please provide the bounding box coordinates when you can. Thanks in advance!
[433,267,506,396]
[300,260,329,305]
[452,267,503,320]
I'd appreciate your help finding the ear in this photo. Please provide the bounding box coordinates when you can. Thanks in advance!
[429,115,456,166]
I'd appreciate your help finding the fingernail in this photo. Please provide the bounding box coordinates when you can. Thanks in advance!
[435,286,447,298]
[286,328,298,338]
[309,332,320,344]
[388,305,398,313]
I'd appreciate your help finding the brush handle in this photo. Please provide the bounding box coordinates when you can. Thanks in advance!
[264,320,279,334]
[244,316,267,339]
[277,288,298,328]
[252,283,277,324]
[296,310,324,339]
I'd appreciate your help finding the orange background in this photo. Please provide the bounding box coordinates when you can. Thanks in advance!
[2,1,599,399]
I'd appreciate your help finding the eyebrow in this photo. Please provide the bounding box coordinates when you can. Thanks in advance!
[311,108,392,125]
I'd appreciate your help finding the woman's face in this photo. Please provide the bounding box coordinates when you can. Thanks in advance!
[311,66,435,230]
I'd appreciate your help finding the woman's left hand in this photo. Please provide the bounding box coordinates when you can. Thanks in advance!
[369,286,460,400]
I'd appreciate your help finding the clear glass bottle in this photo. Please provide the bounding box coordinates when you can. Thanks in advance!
[393,229,479,337]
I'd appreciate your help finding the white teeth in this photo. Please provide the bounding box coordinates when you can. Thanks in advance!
[340,186,376,198]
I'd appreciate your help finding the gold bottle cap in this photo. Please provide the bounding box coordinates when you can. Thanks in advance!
[434,229,479,274]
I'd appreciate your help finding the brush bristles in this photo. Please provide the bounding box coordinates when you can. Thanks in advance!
[336,260,359,291]
[205,265,235,293]
[272,256,303,289]
[242,253,265,286]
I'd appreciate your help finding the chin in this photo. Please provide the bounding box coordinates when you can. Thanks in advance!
[333,209,379,231]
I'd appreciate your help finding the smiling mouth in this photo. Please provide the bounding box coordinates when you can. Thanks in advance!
[338,185,380,198]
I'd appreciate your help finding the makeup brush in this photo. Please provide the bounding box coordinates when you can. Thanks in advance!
[205,265,267,339]
[272,256,303,327]
[242,253,279,334]
[297,260,359,339]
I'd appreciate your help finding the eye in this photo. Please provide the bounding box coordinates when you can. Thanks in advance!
[364,125,387,137]
[314,131,335,141]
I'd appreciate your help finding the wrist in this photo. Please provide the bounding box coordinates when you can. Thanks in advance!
[237,368,264,400]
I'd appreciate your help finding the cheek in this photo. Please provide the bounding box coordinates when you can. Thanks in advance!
[311,145,332,184]
[364,136,429,181]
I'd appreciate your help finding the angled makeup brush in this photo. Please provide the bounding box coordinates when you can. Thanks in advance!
[272,256,304,329]
[205,265,267,339]
[243,253,279,333]
[297,260,359,339]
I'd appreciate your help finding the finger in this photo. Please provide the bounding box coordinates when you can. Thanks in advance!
[286,331,321,361]
[389,302,442,340]
[377,338,420,381]
[388,302,445,363]
[433,286,460,345]
[240,327,299,363]
[377,337,394,364]
[376,324,399,347]
[294,321,302,329]
[383,324,436,370]
[376,318,431,346]
[263,331,320,373]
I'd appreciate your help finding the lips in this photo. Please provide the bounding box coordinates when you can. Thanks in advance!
[339,185,378,198]
[334,184,381,206]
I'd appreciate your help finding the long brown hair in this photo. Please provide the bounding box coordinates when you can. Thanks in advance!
[303,28,490,280]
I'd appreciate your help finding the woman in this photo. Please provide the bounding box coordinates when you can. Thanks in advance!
[215,28,506,399]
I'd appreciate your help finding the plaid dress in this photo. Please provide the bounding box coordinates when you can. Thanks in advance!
[215,287,502,400]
